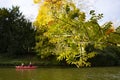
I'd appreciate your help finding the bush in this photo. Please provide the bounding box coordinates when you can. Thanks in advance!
[89,45,120,66]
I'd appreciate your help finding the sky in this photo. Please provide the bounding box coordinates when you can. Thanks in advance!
[0,0,39,21]
[0,0,120,27]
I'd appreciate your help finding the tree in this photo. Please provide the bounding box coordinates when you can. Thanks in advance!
[34,0,116,67]
[0,6,36,57]
[108,26,120,45]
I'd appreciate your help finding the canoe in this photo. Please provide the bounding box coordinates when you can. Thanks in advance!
[16,66,37,69]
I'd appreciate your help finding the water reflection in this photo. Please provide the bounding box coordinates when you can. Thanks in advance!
[0,67,120,80]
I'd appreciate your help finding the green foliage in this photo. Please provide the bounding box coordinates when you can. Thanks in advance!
[87,25,120,66]
[89,45,120,66]
[0,6,36,57]
[116,26,120,33]
[34,0,119,67]
[90,10,103,21]
[35,26,55,58]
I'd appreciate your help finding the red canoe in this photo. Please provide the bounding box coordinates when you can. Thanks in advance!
[16,66,37,69]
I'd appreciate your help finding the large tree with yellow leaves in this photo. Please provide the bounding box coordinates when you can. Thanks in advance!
[33,0,117,67]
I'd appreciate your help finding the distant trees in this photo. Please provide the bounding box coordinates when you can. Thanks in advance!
[0,6,36,57]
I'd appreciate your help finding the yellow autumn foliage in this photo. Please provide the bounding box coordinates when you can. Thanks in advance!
[34,0,41,3]
[33,0,115,67]
[34,0,67,26]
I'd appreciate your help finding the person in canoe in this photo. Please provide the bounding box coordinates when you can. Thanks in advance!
[29,62,32,67]
[21,63,24,67]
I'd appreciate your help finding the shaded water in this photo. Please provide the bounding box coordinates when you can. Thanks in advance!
[0,67,120,80]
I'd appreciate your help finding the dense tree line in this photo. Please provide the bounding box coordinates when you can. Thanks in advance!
[0,6,36,58]
[0,2,120,67]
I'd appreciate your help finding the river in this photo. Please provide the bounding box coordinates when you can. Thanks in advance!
[0,67,120,80]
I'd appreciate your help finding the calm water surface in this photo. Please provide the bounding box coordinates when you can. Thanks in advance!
[0,67,120,80]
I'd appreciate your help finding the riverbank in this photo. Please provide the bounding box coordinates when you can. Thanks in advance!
[0,60,120,68]
[0,55,120,68]
[0,56,71,68]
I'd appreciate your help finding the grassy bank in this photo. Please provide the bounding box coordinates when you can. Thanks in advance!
[0,56,70,68]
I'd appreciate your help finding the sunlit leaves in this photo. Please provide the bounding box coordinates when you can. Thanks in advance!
[34,0,41,4]
[33,0,117,67]
[90,10,103,21]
